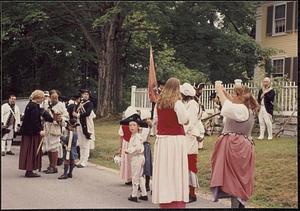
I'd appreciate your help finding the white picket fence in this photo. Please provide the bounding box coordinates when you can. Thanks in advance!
[130,81,298,116]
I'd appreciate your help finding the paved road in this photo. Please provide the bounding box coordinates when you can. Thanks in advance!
[1,146,229,209]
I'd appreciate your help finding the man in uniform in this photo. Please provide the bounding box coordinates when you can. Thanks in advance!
[1,94,21,156]
[73,89,96,168]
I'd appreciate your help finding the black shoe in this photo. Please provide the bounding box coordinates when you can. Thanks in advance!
[6,151,15,155]
[77,164,84,168]
[68,173,73,178]
[128,195,138,203]
[239,202,245,208]
[1,152,5,156]
[45,167,58,174]
[58,174,68,179]
[125,181,132,185]
[139,195,148,201]
[25,172,41,178]
[189,195,197,203]
[43,166,51,173]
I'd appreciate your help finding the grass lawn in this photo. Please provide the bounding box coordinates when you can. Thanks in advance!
[89,119,298,208]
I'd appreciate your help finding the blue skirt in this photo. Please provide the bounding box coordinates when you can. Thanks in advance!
[143,142,153,176]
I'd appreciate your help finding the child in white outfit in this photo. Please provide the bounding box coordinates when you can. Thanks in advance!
[121,113,148,202]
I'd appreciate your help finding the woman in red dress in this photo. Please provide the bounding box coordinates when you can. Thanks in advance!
[210,83,260,208]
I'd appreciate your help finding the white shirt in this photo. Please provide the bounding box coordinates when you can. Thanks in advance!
[221,100,249,122]
[126,133,144,155]
[1,103,21,131]
[183,100,201,137]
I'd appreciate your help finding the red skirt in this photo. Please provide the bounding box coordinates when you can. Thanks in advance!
[210,134,255,201]
[19,135,42,171]
[159,201,186,208]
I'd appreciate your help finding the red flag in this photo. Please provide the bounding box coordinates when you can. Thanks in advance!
[148,46,158,103]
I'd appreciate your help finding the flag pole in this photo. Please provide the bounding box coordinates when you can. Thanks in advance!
[148,44,158,119]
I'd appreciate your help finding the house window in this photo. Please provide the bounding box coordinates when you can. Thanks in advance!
[273,4,286,34]
[272,58,285,77]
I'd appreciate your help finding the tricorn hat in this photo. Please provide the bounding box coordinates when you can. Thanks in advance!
[80,89,91,95]
[120,113,148,128]
[193,82,205,90]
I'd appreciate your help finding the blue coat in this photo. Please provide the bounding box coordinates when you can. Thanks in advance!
[61,131,78,160]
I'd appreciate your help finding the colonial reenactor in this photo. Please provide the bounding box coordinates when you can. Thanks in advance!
[257,77,275,140]
[19,90,54,177]
[41,91,50,155]
[152,78,189,208]
[73,89,96,168]
[140,110,153,192]
[58,119,80,179]
[193,82,206,149]
[210,83,259,208]
[66,94,81,164]
[120,113,148,203]
[118,106,137,185]
[1,94,21,156]
[43,90,69,174]
[180,83,202,203]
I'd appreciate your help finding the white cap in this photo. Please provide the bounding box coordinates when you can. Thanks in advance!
[124,106,138,118]
[180,83,196,97]
[234,79,242,85]
[140,109,151,120]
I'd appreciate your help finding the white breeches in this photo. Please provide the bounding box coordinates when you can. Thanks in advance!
[258,106,273,138]
[2,124,14,152]
[131,155,147,197]
[77,130,91,167]
[189,171,199,188]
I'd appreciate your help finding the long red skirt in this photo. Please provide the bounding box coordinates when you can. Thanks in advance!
[159,201,186,208]
[210,134,255,201]
[19,135,42,171]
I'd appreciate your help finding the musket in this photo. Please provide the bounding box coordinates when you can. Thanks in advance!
[201,112,221,122]
[75,100,88,114]
[36,136,45,157]
[66,130,73,161]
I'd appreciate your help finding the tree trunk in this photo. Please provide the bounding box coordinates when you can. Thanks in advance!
[96,13,125,118]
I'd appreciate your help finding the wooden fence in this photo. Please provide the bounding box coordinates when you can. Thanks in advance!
[131,81,298,116]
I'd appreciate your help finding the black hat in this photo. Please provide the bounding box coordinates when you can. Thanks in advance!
[80,89,90,94]
[194,82,205,90]
[120,113,148,128]
[65,119,80,128]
